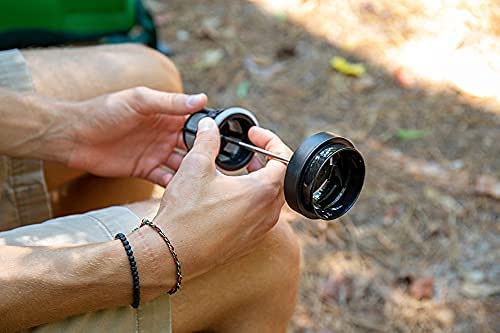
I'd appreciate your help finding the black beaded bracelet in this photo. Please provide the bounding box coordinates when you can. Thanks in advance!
[115,233,140,308]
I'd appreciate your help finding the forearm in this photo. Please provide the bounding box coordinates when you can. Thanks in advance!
[0,88,73,162]
[0,228,175,332]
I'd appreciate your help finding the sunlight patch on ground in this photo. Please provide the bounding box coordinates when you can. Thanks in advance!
[251,0,500,104]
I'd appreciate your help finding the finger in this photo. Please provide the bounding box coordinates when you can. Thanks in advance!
[127,87,208,115]
[248,126,293,158]
[249,159,287,186]
[176,131,187,150]
[246,155,265,172]
[147,167,174,187]
[183,117,220,171]
[248,127,291,184]
[164,151,185,171]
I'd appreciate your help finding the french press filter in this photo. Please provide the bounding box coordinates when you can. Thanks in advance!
[183,107,365,221]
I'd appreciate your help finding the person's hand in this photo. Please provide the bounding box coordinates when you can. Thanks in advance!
[63,87,207,185]
[153,117,292,280]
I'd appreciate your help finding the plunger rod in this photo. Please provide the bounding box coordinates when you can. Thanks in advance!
[222,135,290,164]
[184,128,290,164]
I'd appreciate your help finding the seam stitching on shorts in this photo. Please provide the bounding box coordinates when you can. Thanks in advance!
[85,214,114,240]
[6,159,21,225]
[135,308,140,333]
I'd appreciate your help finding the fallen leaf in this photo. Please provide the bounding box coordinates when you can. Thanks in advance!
[394,67,415,88]
[195,49,224,70]
[461,282,500,298]
[409,277,434,300]
[198,17,222,40]
[275,12,288,22]
[330,56,366,77]
[463,270,485,284]
[244,57,285,80]
[396,128,430,141]
[475,175,500,199]
[236,80,250,98]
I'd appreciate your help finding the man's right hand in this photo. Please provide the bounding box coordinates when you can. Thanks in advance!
[154,117,292,281]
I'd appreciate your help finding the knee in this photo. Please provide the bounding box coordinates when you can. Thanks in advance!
[112,43,183,93]
[265,220,301,296]
[248,219,302,319]
[143,46,183,93]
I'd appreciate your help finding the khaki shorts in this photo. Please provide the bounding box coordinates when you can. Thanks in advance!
[0,49,171,332]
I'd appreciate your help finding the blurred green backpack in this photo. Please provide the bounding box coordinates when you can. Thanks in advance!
[0,0,168,53]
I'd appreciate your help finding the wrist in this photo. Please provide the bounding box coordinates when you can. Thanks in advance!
[26,95,78,164]
[127,227,177,301]
[0,91,78,163]
[153,213,212,282]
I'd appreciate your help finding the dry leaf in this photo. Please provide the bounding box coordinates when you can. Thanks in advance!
[330,56,366,77]
[475,175,500,199]
[244,57,285,80]
[195,49,224,70]
[461,282,500,298]
[394,67,415,88]
[409,277,434,300]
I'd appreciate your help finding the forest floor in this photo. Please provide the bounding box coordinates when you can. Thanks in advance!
[149,0,499,331]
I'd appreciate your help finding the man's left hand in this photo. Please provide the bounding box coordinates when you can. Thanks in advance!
[63,87,207,186]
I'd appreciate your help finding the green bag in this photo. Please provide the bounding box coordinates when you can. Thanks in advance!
[0,0,160,51]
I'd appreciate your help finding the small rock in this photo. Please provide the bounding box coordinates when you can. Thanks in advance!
[194,49,224,70]
[176,30,190,41]
[463,270,485,284]
[450,159,464,170]
[409,277,434,300]
[201,16,221,30]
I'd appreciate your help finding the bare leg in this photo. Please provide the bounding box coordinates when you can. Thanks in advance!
[127,201,301,333]
[23,43,182,100]
[22,44,182,216]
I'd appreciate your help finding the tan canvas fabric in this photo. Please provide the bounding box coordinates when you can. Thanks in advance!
[0,50,171,332]
[0,49,52,231]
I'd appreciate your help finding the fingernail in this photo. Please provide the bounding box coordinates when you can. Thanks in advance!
[198,117,215,132]
[186,93,205,107]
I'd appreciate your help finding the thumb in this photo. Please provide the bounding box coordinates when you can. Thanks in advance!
[185,117,220,169]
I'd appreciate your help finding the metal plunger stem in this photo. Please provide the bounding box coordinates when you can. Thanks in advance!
[222,135,290,164]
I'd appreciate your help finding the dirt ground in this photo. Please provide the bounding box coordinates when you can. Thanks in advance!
[148,0,499,331]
